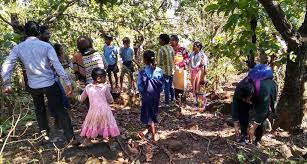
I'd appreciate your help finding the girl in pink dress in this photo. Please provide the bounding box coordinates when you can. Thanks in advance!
[190,42,209,107]
[77,68,120,146]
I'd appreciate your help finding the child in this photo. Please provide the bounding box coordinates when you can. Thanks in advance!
[119,37,135,91]
[137,50,164,141]
[156,34,175,105]
[54,43,71,109]
[103,34,119,90]
[77,68,120,147]
[189,41,208,107]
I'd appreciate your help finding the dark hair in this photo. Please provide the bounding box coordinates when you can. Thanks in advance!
[24,21,40,36]
[238,80,254,100]
[77,36,91,54]
[54,43,62,55]
[91,68,107,81]
[122,37,130,43]
[105,33,113,40]
[39,25,49,34]
[170,34,179,42]
[193,41,203,50]
[143,50,155,65]
[159,34,170,44]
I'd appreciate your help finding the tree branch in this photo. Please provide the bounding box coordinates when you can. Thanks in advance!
[298,1,307,36]
[0,14,13,27]
[41,0,79,25]
[258,0,302,50]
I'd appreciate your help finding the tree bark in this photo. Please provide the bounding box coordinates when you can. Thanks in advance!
[258,0,307,132]
[247,17,257,69]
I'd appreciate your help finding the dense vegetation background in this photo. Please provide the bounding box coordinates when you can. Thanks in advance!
[0,0,306,163]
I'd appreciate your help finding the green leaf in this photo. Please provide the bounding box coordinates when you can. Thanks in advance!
[205,4,219,12]
[223,14,240,31]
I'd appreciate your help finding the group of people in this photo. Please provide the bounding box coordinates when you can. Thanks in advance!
[1,20,278,149]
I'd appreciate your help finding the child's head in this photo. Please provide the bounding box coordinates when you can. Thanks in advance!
[238,81,254,104]
[91,68,107,83]
[105,33,113,45]
[39,25,51,42]
[193,41,203,52]
[77,36,91,54]
[54,43,64,57]
[170,34,179,47]
[159,34,170,46]
[143,50,155,65]
[122,37,130,48]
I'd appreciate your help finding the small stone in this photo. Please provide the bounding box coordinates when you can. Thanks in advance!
[291,145,307,157]
[185,122,198,130]
[167,140,183,151]
[85,157,100,164]
[280,145,293,159]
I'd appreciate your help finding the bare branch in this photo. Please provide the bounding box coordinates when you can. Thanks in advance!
[0,14,14,27]
[258,0,302,50]
[41,0,79,25]
[298,1,307,36]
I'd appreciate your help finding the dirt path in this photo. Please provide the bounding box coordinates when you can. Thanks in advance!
[1,96,306,163]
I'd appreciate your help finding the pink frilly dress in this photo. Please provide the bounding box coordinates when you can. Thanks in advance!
[78,83,120,139]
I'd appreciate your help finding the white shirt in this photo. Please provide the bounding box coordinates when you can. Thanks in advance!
[1,37,71,89]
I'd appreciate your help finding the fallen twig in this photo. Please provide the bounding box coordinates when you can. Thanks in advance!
[116,138,133,161]
[203,137,211,156]
[159,144,174,164]
[27,140,45,164]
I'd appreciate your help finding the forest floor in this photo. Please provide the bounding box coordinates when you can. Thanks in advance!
[1,80,307,163]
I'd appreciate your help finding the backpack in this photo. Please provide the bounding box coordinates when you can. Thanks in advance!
[247,64,274,96]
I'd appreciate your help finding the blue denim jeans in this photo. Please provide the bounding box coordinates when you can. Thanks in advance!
[163,75,174,104]
[55,78,70,109]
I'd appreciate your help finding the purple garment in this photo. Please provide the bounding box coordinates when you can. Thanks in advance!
[248,64,273,95]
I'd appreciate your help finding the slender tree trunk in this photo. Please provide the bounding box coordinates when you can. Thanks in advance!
[247,17,257,69]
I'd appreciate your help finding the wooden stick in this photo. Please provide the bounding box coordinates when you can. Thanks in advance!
[160,145,174,164]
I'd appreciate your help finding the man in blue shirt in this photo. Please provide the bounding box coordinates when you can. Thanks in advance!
[119,37,135,91]
[1,21,77,145]
[103,34,119,90]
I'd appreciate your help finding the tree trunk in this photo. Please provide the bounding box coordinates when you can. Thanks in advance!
[274,47,307,131]
[258,0,307,131]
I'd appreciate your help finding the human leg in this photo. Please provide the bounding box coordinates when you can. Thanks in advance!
[169,75,175,102]
[107,66,113,89]
[45,84,75,141]
[163,75,171,104]
[29,88,50,134]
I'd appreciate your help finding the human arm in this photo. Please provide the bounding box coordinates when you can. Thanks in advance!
[47,46,72,95]
[156,49,163,68]
[270,80,278,114]
[232,87,241,136]
[77,88,88,102]
[113,46,119,63]
[105,85,114,104]
[1,47,19,91]
[137,71,144,95]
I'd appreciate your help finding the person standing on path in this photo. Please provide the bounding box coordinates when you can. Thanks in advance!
[103,34,119,91]
[189,41,209,107]
[1,21,77,144]
[170,35,189,103]
[119,37,135,92]
[156,34,175,106]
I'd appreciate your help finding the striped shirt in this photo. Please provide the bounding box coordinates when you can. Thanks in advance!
[156,44,174,76]
[83,52,106,84]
